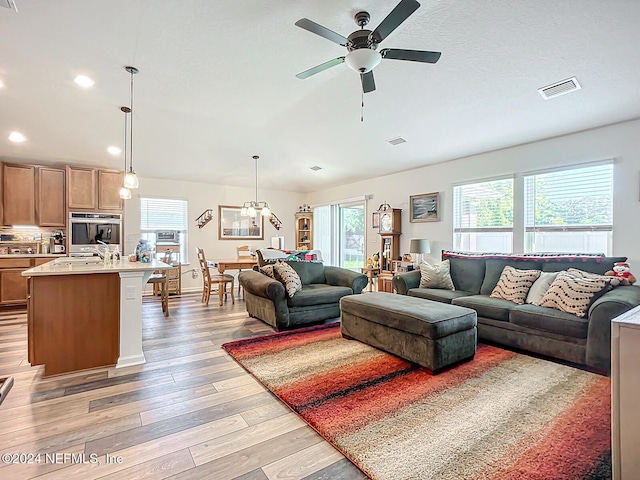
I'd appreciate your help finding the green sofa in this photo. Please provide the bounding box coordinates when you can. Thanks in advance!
[393,251,640,372]
[239,261,368,331]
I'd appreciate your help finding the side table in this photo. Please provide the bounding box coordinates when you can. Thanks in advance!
[360,267,381,292]
[378,274,395,293]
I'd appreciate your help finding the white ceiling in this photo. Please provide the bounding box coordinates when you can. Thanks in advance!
[1,1,640,193]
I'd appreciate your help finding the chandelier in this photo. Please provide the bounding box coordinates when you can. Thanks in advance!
[241,155,271,218]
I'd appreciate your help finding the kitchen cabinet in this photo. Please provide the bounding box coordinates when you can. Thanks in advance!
[98,170,124,210]
[37,167,66,226]
[0,257,53,306]
[0,163,3,223]
[67,166,123,211]
[2,164,35,226]
[67,166,96,210]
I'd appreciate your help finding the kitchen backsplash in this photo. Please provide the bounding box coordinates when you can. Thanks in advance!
[0,226,61,254]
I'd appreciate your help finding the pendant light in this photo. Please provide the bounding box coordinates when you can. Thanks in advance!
[119,106,132,199]
[241,155,271,218]
[123,66,139,189]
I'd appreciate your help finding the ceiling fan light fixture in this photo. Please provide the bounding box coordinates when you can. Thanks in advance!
[345,49,381,73]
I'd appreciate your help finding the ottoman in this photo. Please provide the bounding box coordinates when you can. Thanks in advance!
[340,292,477,373]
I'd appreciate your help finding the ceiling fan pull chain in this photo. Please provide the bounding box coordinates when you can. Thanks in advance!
[361,90,364,122]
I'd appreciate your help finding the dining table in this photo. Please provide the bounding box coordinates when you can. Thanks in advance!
[207,258,257,274]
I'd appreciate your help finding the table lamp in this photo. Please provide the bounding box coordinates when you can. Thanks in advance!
[409,239,431,265]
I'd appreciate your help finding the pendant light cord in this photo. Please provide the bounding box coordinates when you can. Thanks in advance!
[123,110,128,171]
[129,70,134,172]
[254,155,259,203]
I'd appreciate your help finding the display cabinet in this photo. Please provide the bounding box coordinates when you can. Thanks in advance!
[295,212,313,250]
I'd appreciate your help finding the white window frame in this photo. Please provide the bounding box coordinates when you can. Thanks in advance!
[140,197,189,264]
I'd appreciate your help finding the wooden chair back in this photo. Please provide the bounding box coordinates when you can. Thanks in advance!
[236,245,252,259]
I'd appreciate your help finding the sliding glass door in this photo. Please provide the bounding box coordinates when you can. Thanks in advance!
[313,201,365,269]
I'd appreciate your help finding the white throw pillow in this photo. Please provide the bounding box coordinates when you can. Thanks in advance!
[419,260,455,290]
[490,266,541,305]
[525,271,559,305]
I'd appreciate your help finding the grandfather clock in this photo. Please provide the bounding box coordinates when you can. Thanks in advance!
[377,208,401,273]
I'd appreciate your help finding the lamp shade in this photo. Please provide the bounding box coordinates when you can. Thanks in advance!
[345,48,382,73]
[409,239,431,254]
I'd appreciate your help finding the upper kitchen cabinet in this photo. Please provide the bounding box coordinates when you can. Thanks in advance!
[36,167,66,227]
[2,164,35,226]
[67,166,123,212]
[67,166,96,210]
[98,170,124,210]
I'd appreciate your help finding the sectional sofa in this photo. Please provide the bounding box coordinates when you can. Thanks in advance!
[393,251,640,371]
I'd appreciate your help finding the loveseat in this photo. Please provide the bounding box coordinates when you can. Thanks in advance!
[393,251,640,371]
[239,260,368,331]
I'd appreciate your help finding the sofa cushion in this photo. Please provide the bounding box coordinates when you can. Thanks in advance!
[419,260,455,290]
[287,284,353,307]
[525,271,559,305]
[510,304,589,339]
[452,295,520,322]
[538,271,611,317]
[480,259,542,295]
[489,266,541,305]
[287,261,326,285]
[541,256,627,275]
[273,262,302,298]
[408,289,474,304]
[447,257,485,294]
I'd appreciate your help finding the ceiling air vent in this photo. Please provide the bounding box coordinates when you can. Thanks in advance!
[0,0,18,11]
[309,166,322,171]
[387,136,407,146]
[538,77,581,100]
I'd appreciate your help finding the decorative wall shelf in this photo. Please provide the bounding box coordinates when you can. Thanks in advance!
[196,209,213,229]
[269,213,282,230]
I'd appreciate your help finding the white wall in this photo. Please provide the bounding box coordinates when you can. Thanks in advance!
[123,177,305,292]
[307,119,640,269]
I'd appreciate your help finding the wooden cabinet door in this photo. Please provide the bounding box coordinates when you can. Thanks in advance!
[67,166,96,210]
[98,170,124,210]
[0,162,3,224]
[37,167,66,226]
[0,268,29,305]
[2,164,35,225]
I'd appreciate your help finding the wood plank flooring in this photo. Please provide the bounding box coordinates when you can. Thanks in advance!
[0,294,367,480]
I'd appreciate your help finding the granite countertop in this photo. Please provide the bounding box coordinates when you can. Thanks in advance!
[22,259,171,277]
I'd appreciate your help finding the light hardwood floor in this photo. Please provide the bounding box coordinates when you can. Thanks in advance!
[0,294,367,480]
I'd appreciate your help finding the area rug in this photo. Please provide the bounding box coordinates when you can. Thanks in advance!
[222,323,611,480]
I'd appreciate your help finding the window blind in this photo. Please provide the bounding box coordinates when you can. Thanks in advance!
[453,178,514,231]
[140,198,188,230]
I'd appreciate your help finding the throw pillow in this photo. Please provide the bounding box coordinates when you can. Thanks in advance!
[260,264,276,279]
[489,266,541,304]
[538,271,610,318]
[419,260,455,290]
[525,271,559,305]
[273,262,302,298]
[567,268,622,287]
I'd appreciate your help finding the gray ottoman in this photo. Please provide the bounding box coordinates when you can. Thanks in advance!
[340,292,477,373]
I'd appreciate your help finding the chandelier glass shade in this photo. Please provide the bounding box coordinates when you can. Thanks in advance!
[241,155,271,218]
[122,66,139,190]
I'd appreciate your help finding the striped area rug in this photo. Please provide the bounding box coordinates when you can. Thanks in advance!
[222,323,611,480]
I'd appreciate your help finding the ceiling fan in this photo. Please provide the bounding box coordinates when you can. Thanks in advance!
[295,0,441,93]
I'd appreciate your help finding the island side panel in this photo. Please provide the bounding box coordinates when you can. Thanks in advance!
[30,273,120,375]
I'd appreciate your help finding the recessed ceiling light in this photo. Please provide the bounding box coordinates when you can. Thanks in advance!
[0,79,4,88]
[74,75,95,88]
[8,131,26,143]
[107,146,122,155]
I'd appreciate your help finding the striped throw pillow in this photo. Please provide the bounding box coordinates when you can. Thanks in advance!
[538,271,610,318]
[260,264,276,279]
[489,266,541,304]
[273,262,302,298]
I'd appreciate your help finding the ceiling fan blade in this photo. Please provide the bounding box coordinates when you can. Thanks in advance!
[360,71,376,93]
[295,18,348,46]
[381,48,441,63]
[296,57,345,79]
[371,0,420,44]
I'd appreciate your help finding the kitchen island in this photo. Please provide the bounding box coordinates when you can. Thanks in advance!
[22,258,171,375]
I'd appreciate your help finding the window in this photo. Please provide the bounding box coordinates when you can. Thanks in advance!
[453,177,514,253]
[524,162,613,254]
[140,197,189,263]
[313,202,365,269]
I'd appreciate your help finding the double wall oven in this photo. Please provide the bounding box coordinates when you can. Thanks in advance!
[68,212,122,254]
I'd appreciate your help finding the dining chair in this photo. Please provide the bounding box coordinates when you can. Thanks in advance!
[146,273,169,316]
[235,245,254,295]
[196,247,235,306]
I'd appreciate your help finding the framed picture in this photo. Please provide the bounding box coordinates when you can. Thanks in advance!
[218,205,264,240]
[409,192,440,223]
[372,212,380,228]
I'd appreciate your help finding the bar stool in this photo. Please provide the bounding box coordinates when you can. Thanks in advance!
[147,273,169,316]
